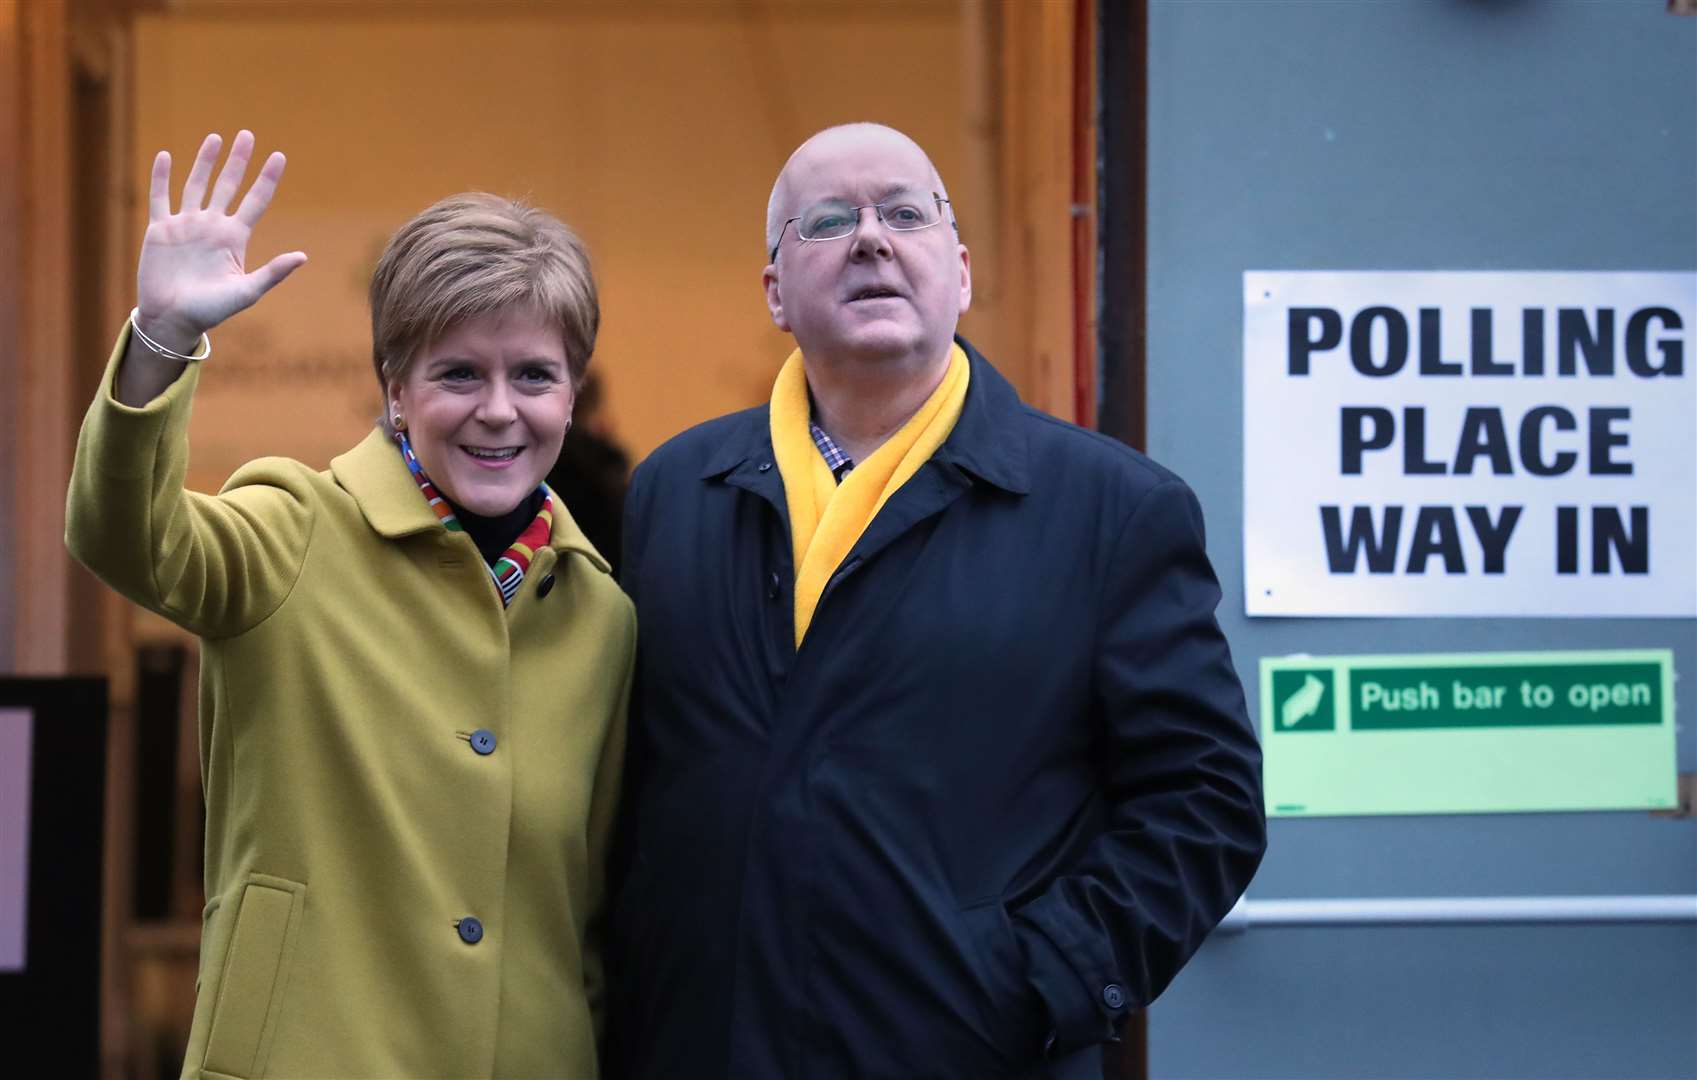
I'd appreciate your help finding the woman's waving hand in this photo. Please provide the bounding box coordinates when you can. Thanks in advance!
[120,130,306,405]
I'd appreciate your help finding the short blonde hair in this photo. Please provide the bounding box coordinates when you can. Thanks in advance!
[370,193,598,432]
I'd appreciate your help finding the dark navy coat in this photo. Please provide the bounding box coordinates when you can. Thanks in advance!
[606,340,1265,1079]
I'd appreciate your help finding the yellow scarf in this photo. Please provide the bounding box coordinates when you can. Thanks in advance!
[770,344,970,648]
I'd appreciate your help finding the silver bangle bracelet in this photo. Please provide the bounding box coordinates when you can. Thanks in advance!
[128,308,212,363]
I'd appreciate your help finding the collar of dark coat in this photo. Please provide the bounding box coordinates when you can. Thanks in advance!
[331,428,611,572]
[696,334,1032,495]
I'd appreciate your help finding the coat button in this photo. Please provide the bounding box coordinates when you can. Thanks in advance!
[1102,983,1127,1010]
[470,729,497,755]
[457,917,484,944]
[536,573,555,599]
[757,462,773,472]
[766,571,781,601]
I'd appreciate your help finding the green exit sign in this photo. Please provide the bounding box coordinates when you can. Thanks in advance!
[1261,650,1678,817]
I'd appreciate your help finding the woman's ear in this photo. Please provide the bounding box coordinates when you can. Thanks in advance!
[385,380,405,430]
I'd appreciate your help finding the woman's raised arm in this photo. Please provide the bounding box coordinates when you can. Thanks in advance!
[69,130,317,638]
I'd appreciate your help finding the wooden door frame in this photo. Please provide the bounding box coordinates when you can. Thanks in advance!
[1095,2,1151,1077]
[1096,0,1147,454]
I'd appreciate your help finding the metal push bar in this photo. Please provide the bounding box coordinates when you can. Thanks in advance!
[1218,894,1697,933]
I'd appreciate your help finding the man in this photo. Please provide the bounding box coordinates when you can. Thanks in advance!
[606,123,1265,1079]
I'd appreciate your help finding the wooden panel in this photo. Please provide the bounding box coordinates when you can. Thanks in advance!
[1070,0,1097,427]
[14,0,74,675]
[996,0,1084,422]
[956,0,1003,376]
[0,0,22,672]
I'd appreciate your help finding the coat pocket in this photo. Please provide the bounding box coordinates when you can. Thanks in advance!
[957,898,1047,1065]
[201,874,306,1079]
[196,895,223,994]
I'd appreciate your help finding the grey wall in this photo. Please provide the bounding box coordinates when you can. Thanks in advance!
[1143,1,1696,1077]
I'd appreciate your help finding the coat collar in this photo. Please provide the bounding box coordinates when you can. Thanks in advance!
[934,335,1031,495]
[699,407,772,483]
[697,334,1030,496]
[332,429,611,572]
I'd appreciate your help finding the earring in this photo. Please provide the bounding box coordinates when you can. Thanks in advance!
[392,412,405,431]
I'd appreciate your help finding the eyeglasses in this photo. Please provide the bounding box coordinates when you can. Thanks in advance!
[769,192,954,262]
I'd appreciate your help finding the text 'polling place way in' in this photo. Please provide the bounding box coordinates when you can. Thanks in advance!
[1243,271,1694,617]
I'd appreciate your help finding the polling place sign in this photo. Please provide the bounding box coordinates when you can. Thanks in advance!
[1261,650,1678,817]
[1244,271,1695,617]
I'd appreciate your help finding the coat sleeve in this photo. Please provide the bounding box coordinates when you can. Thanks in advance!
[606,458,654,898]
[581,594,636,1041]
[1012,477,1266,1054]
[65,327,316,640]
[597,461,652,1072]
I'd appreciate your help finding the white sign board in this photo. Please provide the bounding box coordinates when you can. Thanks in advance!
[1244,271,1696,617]
[0,708,32,971]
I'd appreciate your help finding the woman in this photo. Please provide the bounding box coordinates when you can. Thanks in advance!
[66,131,632,1078]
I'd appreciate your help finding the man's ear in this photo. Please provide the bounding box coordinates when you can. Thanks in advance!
[763,264,790,331]
[957,243,973,314]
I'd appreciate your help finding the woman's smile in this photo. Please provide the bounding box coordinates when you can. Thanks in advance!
[463,444,524,466]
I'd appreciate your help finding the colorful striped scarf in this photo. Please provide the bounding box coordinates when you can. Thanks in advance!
[396,432,553,607]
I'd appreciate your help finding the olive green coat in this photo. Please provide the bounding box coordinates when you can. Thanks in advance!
[67,331,634,1079]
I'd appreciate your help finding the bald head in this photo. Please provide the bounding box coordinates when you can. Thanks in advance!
[765,123,950,259]
[758,120,971,374]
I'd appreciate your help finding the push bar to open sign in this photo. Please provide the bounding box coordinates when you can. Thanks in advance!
[1349,662,1662,730]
